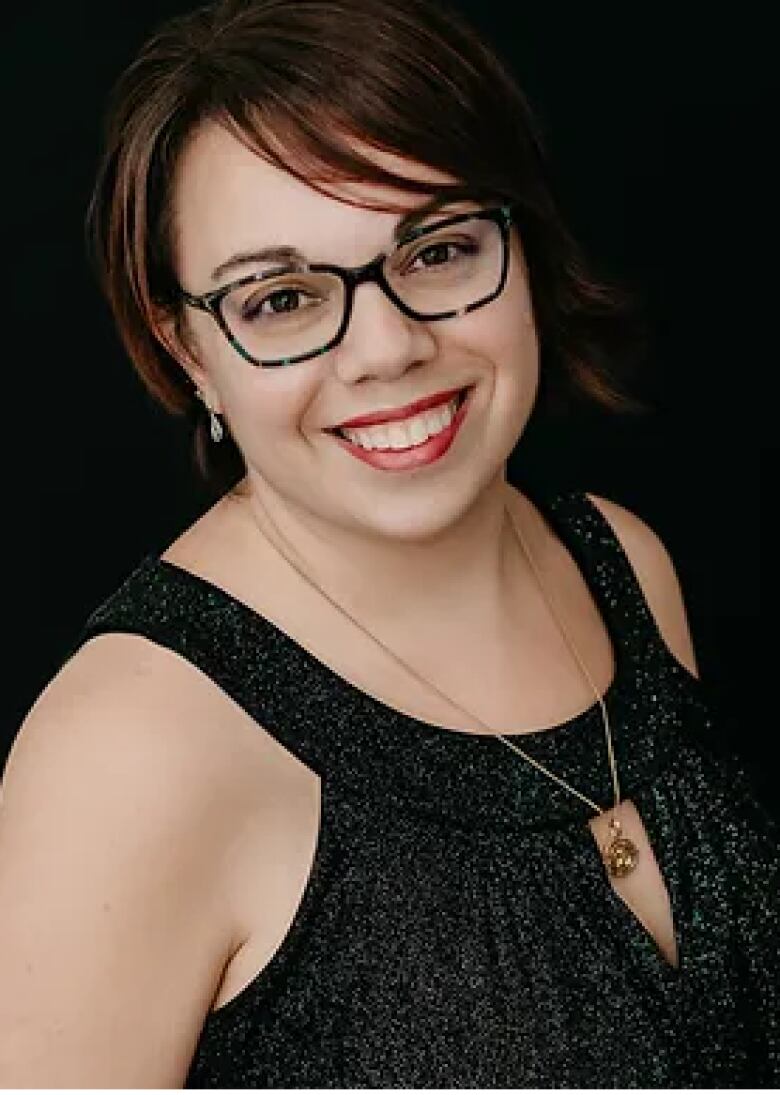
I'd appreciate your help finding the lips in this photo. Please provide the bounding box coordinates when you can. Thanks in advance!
[329,386,471,434]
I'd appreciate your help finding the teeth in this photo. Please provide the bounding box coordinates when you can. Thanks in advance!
[341,396,459,450]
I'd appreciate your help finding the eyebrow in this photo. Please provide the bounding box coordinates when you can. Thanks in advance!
[208,187,494,283]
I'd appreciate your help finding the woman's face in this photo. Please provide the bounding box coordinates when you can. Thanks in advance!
[167,120,539,543]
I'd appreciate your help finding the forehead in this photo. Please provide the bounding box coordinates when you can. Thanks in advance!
[171,121,468,279]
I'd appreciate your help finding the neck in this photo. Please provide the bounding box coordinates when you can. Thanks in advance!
[236,472,529,638]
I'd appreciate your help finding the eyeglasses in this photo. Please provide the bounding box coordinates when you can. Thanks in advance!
[178,204,515,368]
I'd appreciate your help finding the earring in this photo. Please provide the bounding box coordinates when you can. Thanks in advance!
[209,410,224,444]
[194,387,224,443]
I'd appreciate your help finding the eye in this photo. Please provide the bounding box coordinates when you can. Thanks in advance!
[417,242,454,267]
[407,239,479,272]
[238,283,327,322]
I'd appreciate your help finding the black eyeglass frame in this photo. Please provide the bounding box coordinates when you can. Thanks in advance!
[178,203,516,368]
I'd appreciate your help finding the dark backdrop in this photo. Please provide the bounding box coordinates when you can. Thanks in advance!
[4,4,776,816]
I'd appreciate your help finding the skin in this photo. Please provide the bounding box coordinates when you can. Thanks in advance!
[161,120,541,650]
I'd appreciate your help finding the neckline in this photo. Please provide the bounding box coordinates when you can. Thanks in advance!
[151,555,623,744]
[151,554,622,744]
[147,491,626,745]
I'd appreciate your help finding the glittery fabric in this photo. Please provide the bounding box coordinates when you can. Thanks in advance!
[74,488,780,1088]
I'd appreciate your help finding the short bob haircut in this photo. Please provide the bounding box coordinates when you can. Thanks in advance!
[87,0,649,494]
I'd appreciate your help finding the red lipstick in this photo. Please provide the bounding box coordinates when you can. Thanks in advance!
[328,386,473,473]
[333,386,466,430]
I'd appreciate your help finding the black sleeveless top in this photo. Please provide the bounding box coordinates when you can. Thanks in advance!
[73,489,780,1088]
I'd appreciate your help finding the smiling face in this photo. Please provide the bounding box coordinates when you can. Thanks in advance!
[165,119,540,544]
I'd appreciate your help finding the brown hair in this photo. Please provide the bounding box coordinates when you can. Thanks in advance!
[86,0,650,496]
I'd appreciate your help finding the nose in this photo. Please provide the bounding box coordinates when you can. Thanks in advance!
[332,271,437,386]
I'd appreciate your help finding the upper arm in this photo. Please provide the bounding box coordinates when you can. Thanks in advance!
[0,635,245,1087]
[585,492,700,680]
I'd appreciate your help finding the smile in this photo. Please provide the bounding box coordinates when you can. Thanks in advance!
[327,386,473,472]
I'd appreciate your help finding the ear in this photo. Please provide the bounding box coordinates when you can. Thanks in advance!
[152,308,223,412]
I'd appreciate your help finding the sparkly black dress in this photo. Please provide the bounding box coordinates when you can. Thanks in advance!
[74,489,780,1088]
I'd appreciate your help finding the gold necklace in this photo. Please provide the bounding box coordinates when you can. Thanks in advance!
[248,492,639,879]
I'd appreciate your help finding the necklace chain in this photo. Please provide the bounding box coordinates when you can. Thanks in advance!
[248,490,622,819]
[501,503,621,815]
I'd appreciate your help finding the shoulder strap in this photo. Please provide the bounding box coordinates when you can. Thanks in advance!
[71,556,336,776]
[531,487,673,668]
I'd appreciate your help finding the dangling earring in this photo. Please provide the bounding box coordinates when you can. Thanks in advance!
[194,387,224,443]
[209,409,224,444]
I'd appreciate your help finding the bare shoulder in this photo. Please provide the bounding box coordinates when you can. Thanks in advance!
[6,632,271,810]
[584,492,700,679]
[0,633,268,1086]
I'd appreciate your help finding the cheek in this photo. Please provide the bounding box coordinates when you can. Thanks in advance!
[221,363,323,439]
[493,266,539,374]
[186,306,322,426]
[452,285,538,372]
[450,238,536,355]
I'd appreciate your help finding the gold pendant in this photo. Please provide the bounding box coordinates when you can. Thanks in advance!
[602,816,640,878]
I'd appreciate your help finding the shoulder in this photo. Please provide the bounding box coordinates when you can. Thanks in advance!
[5,631,270,830]
[3,632,264,931]
[0,632,282,1084]
[0,636,246,1083]
[583,492,700,679]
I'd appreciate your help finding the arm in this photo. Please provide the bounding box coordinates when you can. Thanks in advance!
[0,635,246,1087]
[585,492,700,680]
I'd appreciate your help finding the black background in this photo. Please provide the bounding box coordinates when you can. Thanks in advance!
[4,4,777,815]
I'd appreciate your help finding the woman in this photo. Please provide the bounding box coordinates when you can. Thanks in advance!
[1,0,777,1087]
